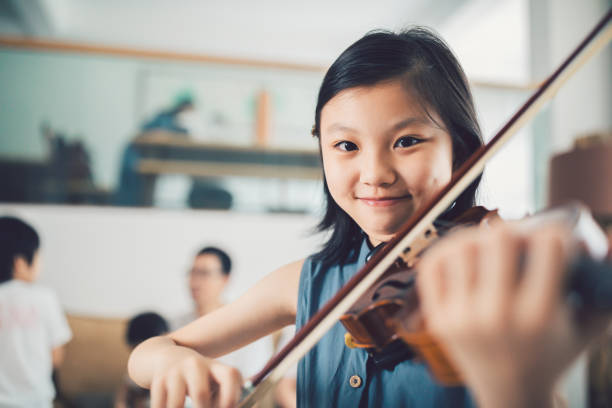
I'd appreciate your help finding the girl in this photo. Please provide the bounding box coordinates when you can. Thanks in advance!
[128,28,609,408]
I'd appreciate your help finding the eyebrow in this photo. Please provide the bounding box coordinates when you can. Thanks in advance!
[325,117,436,135]
[390,117,435,131]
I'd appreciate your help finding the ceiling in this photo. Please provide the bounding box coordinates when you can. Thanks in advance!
[0,0,472,65]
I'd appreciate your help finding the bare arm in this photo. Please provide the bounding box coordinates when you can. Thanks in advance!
[274,377,297,408]
[52,345,65,368]
[128,259,302,391]
[113,378,129,408]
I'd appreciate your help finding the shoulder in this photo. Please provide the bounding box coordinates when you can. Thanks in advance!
[276,258,305,275]
[30,283,61,306]
[1,280,55,302]
[267,258,309,292]
[265,259,305,319]
[24,285,68,327]
[263,259,304,292]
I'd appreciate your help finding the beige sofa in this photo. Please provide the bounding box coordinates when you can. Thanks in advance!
[56,315,130,405]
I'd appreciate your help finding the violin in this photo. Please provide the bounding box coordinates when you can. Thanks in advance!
[238,10,612,407]
[340,206,499,384]
[341,203,611,385]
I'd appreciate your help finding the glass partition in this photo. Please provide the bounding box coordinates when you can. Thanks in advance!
[0,43,533,215]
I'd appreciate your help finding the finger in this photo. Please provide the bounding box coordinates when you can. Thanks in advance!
[417,249,445,315]
[418,238,463,339]
[477,225,522,312]
[166,371,188,408]
[209,364,243,408]
[150,376,167,408]
[184,367,211,408]
[517,226,568,329]
[419,230,466,302]
[445,233,478,305]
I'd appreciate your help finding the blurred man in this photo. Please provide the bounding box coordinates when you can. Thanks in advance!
[173,247,274,380]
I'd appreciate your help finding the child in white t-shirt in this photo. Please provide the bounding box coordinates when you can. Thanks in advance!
[0,216,72,408]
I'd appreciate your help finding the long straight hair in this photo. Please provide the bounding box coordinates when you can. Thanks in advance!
[311,27,483,267]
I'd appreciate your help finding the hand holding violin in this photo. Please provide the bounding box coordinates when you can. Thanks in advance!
[417,219,612,408]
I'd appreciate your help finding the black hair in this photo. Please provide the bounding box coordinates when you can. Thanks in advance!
[312,27,483,267]
[126,312,169,347]
[0,216,40,283]
[196,246,232,276]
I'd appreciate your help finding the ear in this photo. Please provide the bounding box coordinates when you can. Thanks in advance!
[12,256,29,280]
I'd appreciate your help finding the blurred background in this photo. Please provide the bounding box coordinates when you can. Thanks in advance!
[0,0,610,406]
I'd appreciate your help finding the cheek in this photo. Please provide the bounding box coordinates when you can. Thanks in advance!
[430,150,453,186]
[408,148,453,195]
[212,279,226,293]
[322,155,351,201]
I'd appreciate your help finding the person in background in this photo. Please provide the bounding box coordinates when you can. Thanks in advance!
[172,247,274,380]
[0,216,72,407]
[141,94,195,135]
[115,91,230,209]
[115,93,195,207]
[115,312,169,408]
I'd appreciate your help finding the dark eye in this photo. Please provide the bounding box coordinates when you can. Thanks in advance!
[394,136,422,148]
[334,141,358,151]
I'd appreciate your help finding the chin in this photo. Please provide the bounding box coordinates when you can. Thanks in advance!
[362,225,403,243]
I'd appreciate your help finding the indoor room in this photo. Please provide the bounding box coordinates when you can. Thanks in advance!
[0,0,610,407]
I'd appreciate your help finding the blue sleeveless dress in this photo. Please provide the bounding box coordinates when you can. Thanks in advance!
[295,239,476,407]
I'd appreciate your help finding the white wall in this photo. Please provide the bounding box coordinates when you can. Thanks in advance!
[0,204,323,319]
[535,0,612,153]
[529,0,611,209]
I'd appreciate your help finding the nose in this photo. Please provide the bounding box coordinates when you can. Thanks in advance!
[359,149,396,187]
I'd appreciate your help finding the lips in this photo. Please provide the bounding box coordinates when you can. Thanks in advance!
[358,194,412,207]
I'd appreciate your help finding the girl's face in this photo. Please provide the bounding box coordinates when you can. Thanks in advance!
[320,80,453,245]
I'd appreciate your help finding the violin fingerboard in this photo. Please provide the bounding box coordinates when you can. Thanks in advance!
[396,224,439,268]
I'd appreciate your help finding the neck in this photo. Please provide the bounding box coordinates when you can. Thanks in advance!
[368,234,393,247]
[12,273,33,283]
[196,301,222,317]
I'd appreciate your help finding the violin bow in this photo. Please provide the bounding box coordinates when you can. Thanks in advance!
[238,10,612,407]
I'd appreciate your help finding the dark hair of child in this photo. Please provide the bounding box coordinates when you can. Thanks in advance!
[0,216,40,284]
[126,312,169,348]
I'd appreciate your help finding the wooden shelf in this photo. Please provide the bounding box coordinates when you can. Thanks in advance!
[132,131,321,180]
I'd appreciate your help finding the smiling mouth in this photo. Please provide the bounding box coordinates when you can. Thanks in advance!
[358,195,412,207]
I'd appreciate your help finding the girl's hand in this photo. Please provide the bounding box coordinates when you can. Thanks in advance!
[417,222,611,408]
[148,345,242,408]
